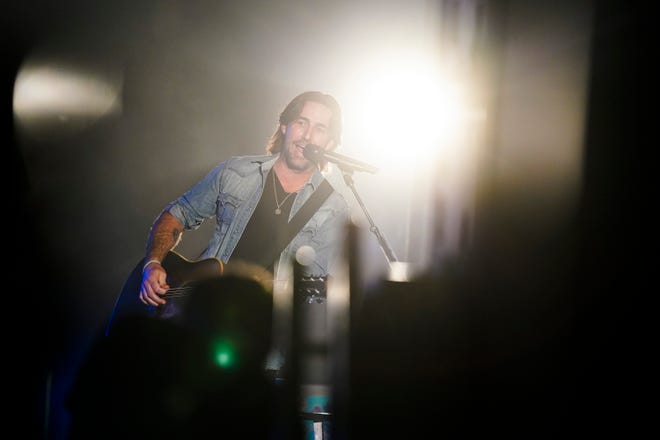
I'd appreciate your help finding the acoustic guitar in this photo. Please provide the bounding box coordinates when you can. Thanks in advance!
[106,250,326,336]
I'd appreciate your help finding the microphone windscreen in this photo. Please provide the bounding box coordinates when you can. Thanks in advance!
[303,144,323,163]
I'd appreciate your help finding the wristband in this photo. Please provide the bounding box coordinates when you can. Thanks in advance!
[143,259,162,272]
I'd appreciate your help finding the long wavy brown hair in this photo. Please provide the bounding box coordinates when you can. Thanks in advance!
[266,91,343,158]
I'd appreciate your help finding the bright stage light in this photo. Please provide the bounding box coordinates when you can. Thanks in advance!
[13,59,123,142]
[341,54,473,179]
[330,49,484,279]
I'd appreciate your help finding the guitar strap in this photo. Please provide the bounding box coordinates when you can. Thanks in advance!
[266,178,334,266]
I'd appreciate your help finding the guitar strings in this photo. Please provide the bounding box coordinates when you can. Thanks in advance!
[158,276,327,299]
[162,286,194,298]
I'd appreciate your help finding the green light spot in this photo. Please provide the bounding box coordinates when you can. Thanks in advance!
[212,340,237,369]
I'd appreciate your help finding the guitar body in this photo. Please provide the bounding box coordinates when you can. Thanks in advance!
[105,251,223,335]
[105,251,328,336]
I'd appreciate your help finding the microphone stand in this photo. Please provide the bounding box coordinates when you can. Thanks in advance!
[338,164,398,265]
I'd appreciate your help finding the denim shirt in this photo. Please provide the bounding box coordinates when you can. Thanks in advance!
[164,154,349,280]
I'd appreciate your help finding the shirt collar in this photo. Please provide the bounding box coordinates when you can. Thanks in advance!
[255,154,324,190]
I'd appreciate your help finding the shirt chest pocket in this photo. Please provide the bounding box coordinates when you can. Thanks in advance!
[217,193,243,233]
[298,216,321,242]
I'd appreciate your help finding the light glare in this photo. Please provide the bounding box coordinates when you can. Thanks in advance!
[14,65,122,117]
[343,57,470,178]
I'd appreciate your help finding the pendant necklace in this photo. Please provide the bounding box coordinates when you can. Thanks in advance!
[273,170,295,215]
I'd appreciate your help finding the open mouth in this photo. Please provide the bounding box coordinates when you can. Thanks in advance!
[294,143,307,157]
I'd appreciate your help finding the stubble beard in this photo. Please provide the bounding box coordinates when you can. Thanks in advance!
[282,144,314,173]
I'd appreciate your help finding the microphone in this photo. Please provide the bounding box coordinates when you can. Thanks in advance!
[303,144,379,174]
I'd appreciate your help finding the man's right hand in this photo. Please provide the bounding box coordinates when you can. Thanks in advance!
[139,262,170,306]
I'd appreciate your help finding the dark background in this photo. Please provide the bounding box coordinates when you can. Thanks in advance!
[4,0,649,437]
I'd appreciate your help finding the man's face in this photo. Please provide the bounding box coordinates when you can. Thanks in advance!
[280,100,334,172]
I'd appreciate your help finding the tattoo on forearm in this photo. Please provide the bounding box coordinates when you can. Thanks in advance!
[147,225,182,259]
[144,211,185,260]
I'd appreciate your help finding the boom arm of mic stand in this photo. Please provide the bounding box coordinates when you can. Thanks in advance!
[339,166,398,265]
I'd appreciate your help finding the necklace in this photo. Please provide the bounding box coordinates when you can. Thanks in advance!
[273,170,295,215]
